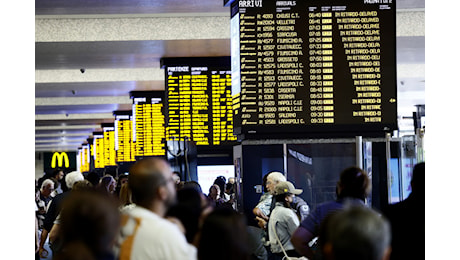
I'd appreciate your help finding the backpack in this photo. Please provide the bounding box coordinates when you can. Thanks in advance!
[291,196,310,221]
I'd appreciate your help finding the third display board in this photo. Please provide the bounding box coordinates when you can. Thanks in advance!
[230,0,397,138]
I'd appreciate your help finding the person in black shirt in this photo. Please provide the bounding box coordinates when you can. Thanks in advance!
[383,162,425,260]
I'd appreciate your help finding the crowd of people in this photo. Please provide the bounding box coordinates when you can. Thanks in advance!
[34,160,424,260]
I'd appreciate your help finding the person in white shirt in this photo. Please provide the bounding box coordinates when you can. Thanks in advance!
[115,157,197,260]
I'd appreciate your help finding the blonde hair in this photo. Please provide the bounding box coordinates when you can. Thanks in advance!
[119,182,132,206]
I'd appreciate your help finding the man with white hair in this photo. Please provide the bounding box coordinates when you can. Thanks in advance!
[253,171,286,228]
[36,179,55,229]
[39,179,55,207]
[38,171,84,258]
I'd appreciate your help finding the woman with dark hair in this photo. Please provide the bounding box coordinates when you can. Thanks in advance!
[97,175,116,194]
[196,207,251,260]
[53,190,120,260]
[166,186,206,243]
[291,166,371,259]
[213,176,230,201]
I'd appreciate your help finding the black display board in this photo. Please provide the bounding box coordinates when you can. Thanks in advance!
[161,57,238,145]
[230,0,397,138]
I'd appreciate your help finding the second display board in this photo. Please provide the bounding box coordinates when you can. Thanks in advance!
[162,57,238,146]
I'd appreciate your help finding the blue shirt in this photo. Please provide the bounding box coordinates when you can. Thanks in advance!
[300,198,365,236]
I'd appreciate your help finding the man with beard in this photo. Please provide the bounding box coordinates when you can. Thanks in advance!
[115,157,197,260]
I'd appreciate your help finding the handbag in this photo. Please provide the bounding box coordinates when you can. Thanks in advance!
[271,222,309,260]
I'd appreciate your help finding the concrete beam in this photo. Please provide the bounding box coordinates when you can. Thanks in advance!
[35,125,101,130]
[36,11,424,43]
[36,15,231,42]
[35,68,164,83]
[35,113,114,120]
[35,96,132,106]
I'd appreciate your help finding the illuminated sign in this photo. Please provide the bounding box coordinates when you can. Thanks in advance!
[79,144,90,173]
[51,152,69,168]
[130,91,166,157]
[162,57,238,145]
[114,110,136,162]
[102,123,117,167]
[93,132,105,168]
[230,0,397,137]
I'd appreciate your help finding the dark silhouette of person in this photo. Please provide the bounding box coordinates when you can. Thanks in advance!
[383,162,425,260]
[167,186,205,243]
[320,205,392,260]
[53,190,120,260]
[196,207,251,260]
[291,166,371,259]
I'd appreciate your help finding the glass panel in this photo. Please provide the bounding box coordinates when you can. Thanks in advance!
[400,135,418,201]
[286,142,356,211]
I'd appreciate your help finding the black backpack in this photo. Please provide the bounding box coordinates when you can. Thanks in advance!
[291,196,310,221]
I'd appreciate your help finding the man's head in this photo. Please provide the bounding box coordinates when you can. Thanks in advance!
[337,166,371,201]
[118,174,129,187]
[65,171,84,190]
[321,206,391,260]
[40,179,55,197]
[266,171,286,195]
[53,169,64,180]
[128,157,176,214]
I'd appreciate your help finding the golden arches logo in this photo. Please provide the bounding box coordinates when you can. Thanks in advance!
[51,152,69,168]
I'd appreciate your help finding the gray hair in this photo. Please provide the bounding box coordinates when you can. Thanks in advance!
[267,171,286,184]
[65,171,84,189]
[323,205,391,260]
[40,179,55,192]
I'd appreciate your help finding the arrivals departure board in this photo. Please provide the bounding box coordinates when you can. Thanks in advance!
[114,111,136,162]
[162,57,238,145]
[131,91,166,157]
[102,123,117,166]
[80,144,90,173]
[229,0,397,137]
[93,132,105,169]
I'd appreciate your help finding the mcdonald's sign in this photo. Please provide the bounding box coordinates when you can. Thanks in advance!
[51,152,69,168]
[43,152,76,172]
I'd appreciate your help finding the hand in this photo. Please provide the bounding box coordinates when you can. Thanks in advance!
[253,208,269,221]
[39,247,49,258]
[255,216,267,229]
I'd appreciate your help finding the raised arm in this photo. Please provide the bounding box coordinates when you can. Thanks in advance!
[291,225,315,258]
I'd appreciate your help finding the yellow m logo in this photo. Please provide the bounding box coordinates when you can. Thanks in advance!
[51,152,69,168]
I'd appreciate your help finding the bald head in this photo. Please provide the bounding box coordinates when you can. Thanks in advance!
[129,158,175,210]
